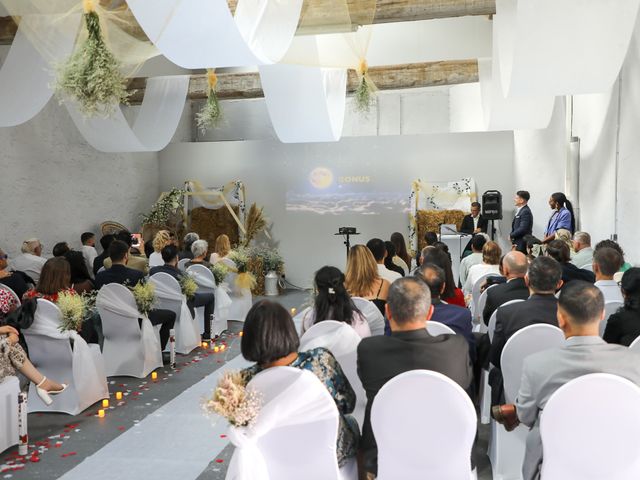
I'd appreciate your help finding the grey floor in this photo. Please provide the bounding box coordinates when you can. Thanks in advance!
[1,289,493,479]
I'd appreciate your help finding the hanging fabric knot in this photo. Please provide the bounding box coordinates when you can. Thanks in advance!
[358,59,368,77]
[83,0,96,13]
[207,69,218,91]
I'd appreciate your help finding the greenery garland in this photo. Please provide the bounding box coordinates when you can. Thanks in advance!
[196,70,223,132]
[140,187,186,227]
[56,6,130,117]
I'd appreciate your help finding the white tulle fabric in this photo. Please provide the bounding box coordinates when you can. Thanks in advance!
[0,14,80,127]
[127,0,302,69]
[188,267,216,290]
[226,367,340,480]
[28,301,109,408]
[65,76,189,152]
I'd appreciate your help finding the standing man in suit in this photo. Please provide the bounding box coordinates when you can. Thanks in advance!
[483,251,531,325]
[510,191,533,253]
[357,277,472,476]
[460,201,488,235]
[496,282,640,480]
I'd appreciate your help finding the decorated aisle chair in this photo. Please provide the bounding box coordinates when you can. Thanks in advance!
[186,264,230,337]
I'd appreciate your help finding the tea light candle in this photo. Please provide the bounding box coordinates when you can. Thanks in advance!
[102,399,109,408]
[239,331,244,337]
[151,372,158,381]
[115,392,123,401]
[202,341,208,349]
[220,344,226,351]
[98,409,105,418]
[290,307,297,315]
[213,346,220,353]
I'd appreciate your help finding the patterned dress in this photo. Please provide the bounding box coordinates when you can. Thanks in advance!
[243,347,359,467]
[0,289,26,381]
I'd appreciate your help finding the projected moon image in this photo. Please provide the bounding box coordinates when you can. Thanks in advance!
[309,167,334,189]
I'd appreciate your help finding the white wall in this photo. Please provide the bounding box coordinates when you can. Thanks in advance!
[159,132,514,287]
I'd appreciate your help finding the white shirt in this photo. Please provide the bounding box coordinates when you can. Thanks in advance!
[81,245,98,279]
[392,256,409,276]
[377,264,402,284]
[9,253,47,283]
[148,252,164,268]
[463,263,501,294]
[473,215,479,230]
[595,279,624,304]
[459,252,483,287]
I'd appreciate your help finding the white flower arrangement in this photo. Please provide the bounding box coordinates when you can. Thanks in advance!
[203,371,262,427]
[140,187,185,226]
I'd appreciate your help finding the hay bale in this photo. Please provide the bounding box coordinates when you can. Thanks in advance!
[416,209,466,251]
[190,206,241,250]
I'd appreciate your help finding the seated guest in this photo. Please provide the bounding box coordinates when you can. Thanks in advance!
[463,241,502,295]
[0,246,31,299]
[546,239,595,286]
[416,231,438,267]
[179,232,199,260]
[185,240,212,268]
[103,231,149,274]
[149,230,172,268]
[241,300,358,468]
[483,251,530,325]
[570,231,593,268]
[357,277,472,476]
[150,245,216,339]
[23,257,76,303]
[593,247,624,303]
[52,242,94,294]
[300,266,371,338]
[366,238,401,284]
[383,241,405,277]
[390,232,411,275]
[419,263,475,357]
[209,234,231,264]
[11,238,47,283]
[595,239,632,274]
[95,241,176,350]
[80,232,98,279]
[510,190,533,253]
[524,235,544,262]
[345,245,390,317]
[143,240,153,259]
[502,282,640,480]
[459,234,487,288]
[421,247,465,307]
[93,234,114,276]
[603,268,640,346]
[52,242,70,258]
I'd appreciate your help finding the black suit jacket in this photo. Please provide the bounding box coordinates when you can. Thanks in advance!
[603,309,640,346]
[357,329,472,473]
[490,294,558,369]
[1,271,31,300]
[149,264,184,282]
[510,205,533,252]
[561,263,595,285]
[460,214,488,234]
[95,264,145,289]
[483,277,530,325]
[93,252,108,276]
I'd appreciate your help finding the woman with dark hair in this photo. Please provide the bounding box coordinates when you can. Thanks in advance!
[603,268,640,346]
[64,251,94,294]
[241,300,359,467]
[421,247,466,307]
[543,192,575,243]
[390,232,410,273]
[383,241,405,277]
[23,257,74,303]
[595,240,633,273]
[301,266,370,337]
[546,239,595,285]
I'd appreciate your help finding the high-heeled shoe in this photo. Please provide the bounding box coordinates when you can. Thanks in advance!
[35,377,68,406]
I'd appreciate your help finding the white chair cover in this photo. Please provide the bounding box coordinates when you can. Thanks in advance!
[474,284,496,329]
[221,259,253,322]
[292,306,311,335]
[580,263,594,272]
[299,321,365,427]
[600,300,624,337]
[629,336,640,351]
[426,321,456,336]
[371,370,477,480]
[489,323,564,480]
[0,283,20,306]
[96,284,162,378]
[351,297,385,336]
[187,265,230,335]
[23,299,109,415]
[488,298,525,343]
[177,258,190,271]
[0,376,19,454]
[149,273,199,354]
[540,373,640,479]
[470,273,498,318]
[226,367,352,480]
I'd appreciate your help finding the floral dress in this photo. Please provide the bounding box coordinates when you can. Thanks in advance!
[242,347,359,467]
[0,289,26,382]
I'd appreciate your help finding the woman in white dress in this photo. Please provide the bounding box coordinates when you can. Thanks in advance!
[148,230,171,268]
[209,234,231,265]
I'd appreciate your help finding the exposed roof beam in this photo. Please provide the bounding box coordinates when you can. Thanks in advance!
[126,59,479,104]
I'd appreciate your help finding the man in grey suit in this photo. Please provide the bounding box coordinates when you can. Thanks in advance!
[513,281,640,480]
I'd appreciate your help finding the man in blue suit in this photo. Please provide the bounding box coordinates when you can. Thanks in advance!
[510,190,533,253]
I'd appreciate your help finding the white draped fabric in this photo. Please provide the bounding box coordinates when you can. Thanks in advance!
[226,367,341,480]
[65,76,189,152]
[0,14,80,127]
[127,0,303,69]
[188,267,216,290]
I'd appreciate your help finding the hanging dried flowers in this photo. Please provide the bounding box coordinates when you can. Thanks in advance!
[196,69,223,132]
[354,59,376,114]
[202,371,262,427]
[140,187,186,227]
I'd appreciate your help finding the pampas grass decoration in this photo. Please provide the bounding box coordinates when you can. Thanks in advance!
[56,1,129,116]
[242,203,267,247]
[196,70,223,132]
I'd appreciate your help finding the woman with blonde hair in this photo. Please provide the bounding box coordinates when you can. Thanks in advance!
[148,230,172,268]
[210,234,231,264]
[463,241,502,295]
[345,245,390,316]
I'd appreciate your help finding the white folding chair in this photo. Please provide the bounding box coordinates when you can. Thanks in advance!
[0,284,20,306]
[300,321,365,427]
[149,272,199,354]
[177,258,189,271]
[540,373,640,479]
[474,284,496,332]
[629,336,640,351]
[186,264,228,337]
[426,321,456,336]
[600,300,623,337]
[221,258,253,322]
[23,299,109,414]
[0,376,19,454]
[226,367,356,480]
[351,297,385,336]
[470,272,498,318]
[372,370,477,480]
[488,323,564,480]
[96,284,162,378]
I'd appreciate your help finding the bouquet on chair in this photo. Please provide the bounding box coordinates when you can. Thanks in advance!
[202,370,262,427]
[228,248,256,291]
[180,275,198,300]
[210,263,229,285]
[57,290,90,333]
[131,281,156,316]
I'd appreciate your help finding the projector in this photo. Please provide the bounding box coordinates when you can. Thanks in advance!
[338,227,357,235]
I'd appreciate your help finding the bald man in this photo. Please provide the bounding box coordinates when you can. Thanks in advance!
[483,251,531,325]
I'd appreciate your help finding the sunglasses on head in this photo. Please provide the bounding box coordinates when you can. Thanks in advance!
[0,255,7,260]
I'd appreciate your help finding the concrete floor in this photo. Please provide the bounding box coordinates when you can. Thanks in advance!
[1,289,494,479]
